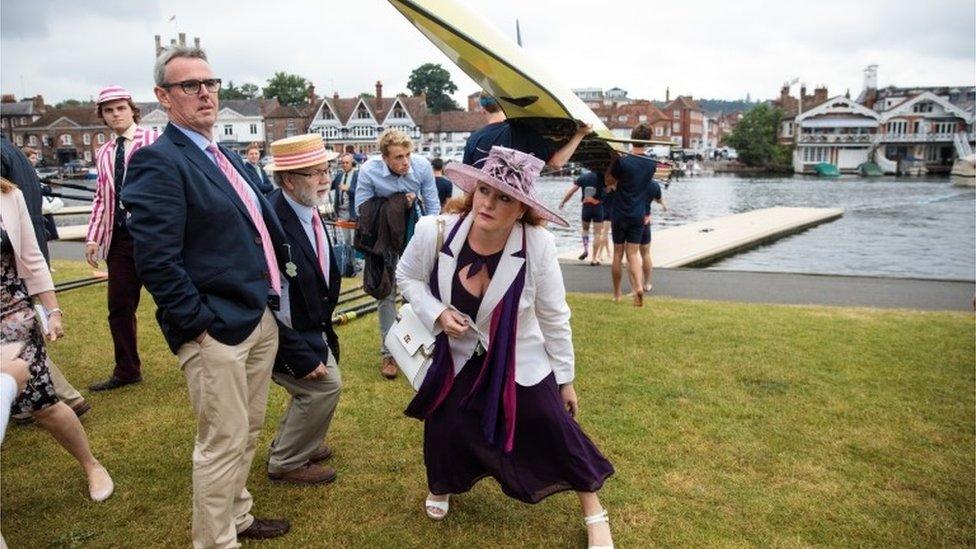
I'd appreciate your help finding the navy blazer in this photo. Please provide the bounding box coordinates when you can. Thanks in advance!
[243,161,274,194]
[331,169,358,221]
[121,123,288,353]
[268,189,341,378]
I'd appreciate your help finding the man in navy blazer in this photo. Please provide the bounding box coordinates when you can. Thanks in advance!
[243,143,274,194]
[262,134,343,486]
[121,45,290,546]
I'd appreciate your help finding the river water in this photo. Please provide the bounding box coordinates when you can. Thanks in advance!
[59,174,975,281]
[534,175,976,281]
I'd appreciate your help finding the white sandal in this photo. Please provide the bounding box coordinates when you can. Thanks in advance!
[424,493,451,521]
[584,509,614,549]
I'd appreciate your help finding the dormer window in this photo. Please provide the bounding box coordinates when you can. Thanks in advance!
[356,106,371,119]
[392,107,405,119]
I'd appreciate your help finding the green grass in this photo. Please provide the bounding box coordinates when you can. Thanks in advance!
[2,261,973,548]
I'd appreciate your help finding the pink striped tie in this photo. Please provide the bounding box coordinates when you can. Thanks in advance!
[311,210,329,281]
[206,144,281,294]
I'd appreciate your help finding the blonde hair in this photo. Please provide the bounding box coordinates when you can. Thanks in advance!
[379,129,413,157]
[1,177,17,194]
[443,192,546,227]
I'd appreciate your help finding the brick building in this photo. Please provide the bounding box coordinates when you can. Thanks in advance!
[11,106,107,165]
[662,96,704,149]
[420,110,485,161]
[1,95,47,141]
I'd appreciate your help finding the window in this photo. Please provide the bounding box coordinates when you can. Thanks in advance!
[655,127,663,136]
[28,135,37,146]
[886,120,907,134]
[250,123,258,135]
[673,111,679,119]
[223,125,233,136]
[638,115,647,122]
[802,147,829,163]
[84,150,92,162]
[672,122,680,132]
[934,121,956,134]
[321,108,334,120]
[617,115,627,122]
[83,133,91,145]
[392,107,405,119]
[14,135,22,146]
[42,135,51,147]
[913,102,933,113]
[356,106,371,119]
[60,134,72,146]
[97,133,105,144]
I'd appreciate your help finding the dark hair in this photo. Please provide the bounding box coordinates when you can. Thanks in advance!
[245,143,261,154]
[344,145,355,154]
[443,191,546,227]
[97,98,142,124]
[430,157,444,170]
[630,124,651,141]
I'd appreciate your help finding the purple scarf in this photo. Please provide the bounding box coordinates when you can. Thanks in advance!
[404,215,526,453]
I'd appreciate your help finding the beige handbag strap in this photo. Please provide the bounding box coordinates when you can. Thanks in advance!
[435,217,445,254]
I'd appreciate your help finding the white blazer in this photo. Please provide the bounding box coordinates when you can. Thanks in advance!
[396,213,574,387]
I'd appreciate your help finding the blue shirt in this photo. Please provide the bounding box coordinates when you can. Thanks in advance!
[462,121,554,166]
[574,171,605,203]
[171,123,261,210]
[354,155,440,216]
[609,155,658,221]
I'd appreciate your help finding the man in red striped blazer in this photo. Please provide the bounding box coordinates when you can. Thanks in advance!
[85,86,158,391]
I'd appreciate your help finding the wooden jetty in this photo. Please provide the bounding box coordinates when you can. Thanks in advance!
[558,206,843,267]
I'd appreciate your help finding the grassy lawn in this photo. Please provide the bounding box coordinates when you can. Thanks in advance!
[2,261,973,547]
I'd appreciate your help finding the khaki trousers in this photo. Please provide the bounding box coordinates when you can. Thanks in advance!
[177,309,278,549]
[267,349,342,474]
[49,360,84,408]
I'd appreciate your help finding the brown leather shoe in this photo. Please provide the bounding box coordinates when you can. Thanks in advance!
[238,518,290,540]
[381,356,398,379]
[309,444,333,463]
[268,462,337,485]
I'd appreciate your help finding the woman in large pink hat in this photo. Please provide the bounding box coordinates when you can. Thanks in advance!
[396,146,615,549]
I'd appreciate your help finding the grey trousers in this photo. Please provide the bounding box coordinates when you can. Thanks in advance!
[267,350,342,474]
[378,290,397,357]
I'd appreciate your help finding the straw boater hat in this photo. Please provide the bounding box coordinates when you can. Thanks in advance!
[444,146,569,227]
[266,134,339,172]
[96,85,132,105]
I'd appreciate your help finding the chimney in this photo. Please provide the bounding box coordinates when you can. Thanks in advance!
[333,91,339,100]
[154,35,162,56]
[374,80,383,111]
[178,32,186,46]
[780,84,790,104]
[194,37,200,49]
[665,86,670,102]
[307,84,317,105]
[814,86,828,103]
[1,94,15,103]
[800,83,806,100]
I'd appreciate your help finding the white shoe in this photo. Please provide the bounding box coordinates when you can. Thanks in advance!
[88,464,114,502]
[584,509,613,549]
[424,493,450,521]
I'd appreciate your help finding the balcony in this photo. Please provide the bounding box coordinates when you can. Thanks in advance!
[797,134,876,145]
[880,132,968,143]
[217,134,238,142]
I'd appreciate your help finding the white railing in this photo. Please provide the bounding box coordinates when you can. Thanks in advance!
[797,132,975,146]
[881,132,958,143]
[797,134,875,144]
[217,134,238,142]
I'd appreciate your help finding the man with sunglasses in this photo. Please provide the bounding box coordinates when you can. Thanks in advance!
[121,45,291,546]
[263,134,343,486]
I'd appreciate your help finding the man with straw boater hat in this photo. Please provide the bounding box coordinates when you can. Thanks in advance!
[85,85,158,392]
[264,134,344,485]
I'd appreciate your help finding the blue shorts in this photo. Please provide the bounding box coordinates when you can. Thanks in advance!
[640,223,651,245]
[611,217,645,244]
[581,203,605,223]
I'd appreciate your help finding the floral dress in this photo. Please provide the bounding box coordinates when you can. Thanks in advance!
[0,224,58,415]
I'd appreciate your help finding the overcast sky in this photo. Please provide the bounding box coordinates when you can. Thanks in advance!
[2,0,974,106]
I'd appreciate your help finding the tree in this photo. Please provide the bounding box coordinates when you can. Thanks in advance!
[407,63,460,114]
[359,92,375,100]
[219,81,260,100]
[55,99,93,109]
[264,72,311,106]
[723,104,792,168]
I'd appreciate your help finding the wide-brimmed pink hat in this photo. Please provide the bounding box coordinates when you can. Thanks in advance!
[96,85,132,105]
[444,146,568,227]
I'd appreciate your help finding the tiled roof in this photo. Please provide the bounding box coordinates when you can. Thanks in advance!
[422,110,484,132]
[22,107,101,128]
[663,96,702,111]
[0,99,40,117]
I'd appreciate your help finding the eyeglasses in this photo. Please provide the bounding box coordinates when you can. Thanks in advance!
[292,169,330,179]
[160,78,222,95]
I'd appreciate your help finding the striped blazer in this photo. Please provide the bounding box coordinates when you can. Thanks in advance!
[85,125,158,257]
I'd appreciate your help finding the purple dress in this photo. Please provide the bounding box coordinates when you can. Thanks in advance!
[420,239,614,504]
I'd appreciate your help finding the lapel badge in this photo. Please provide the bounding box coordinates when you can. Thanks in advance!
[285,262,298,278]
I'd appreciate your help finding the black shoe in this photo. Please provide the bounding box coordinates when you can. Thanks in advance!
[89,376,142,392]
[238,518,290,540]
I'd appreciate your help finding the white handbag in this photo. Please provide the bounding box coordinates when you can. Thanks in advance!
[385,217,446,390]
[385,303,437,390]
